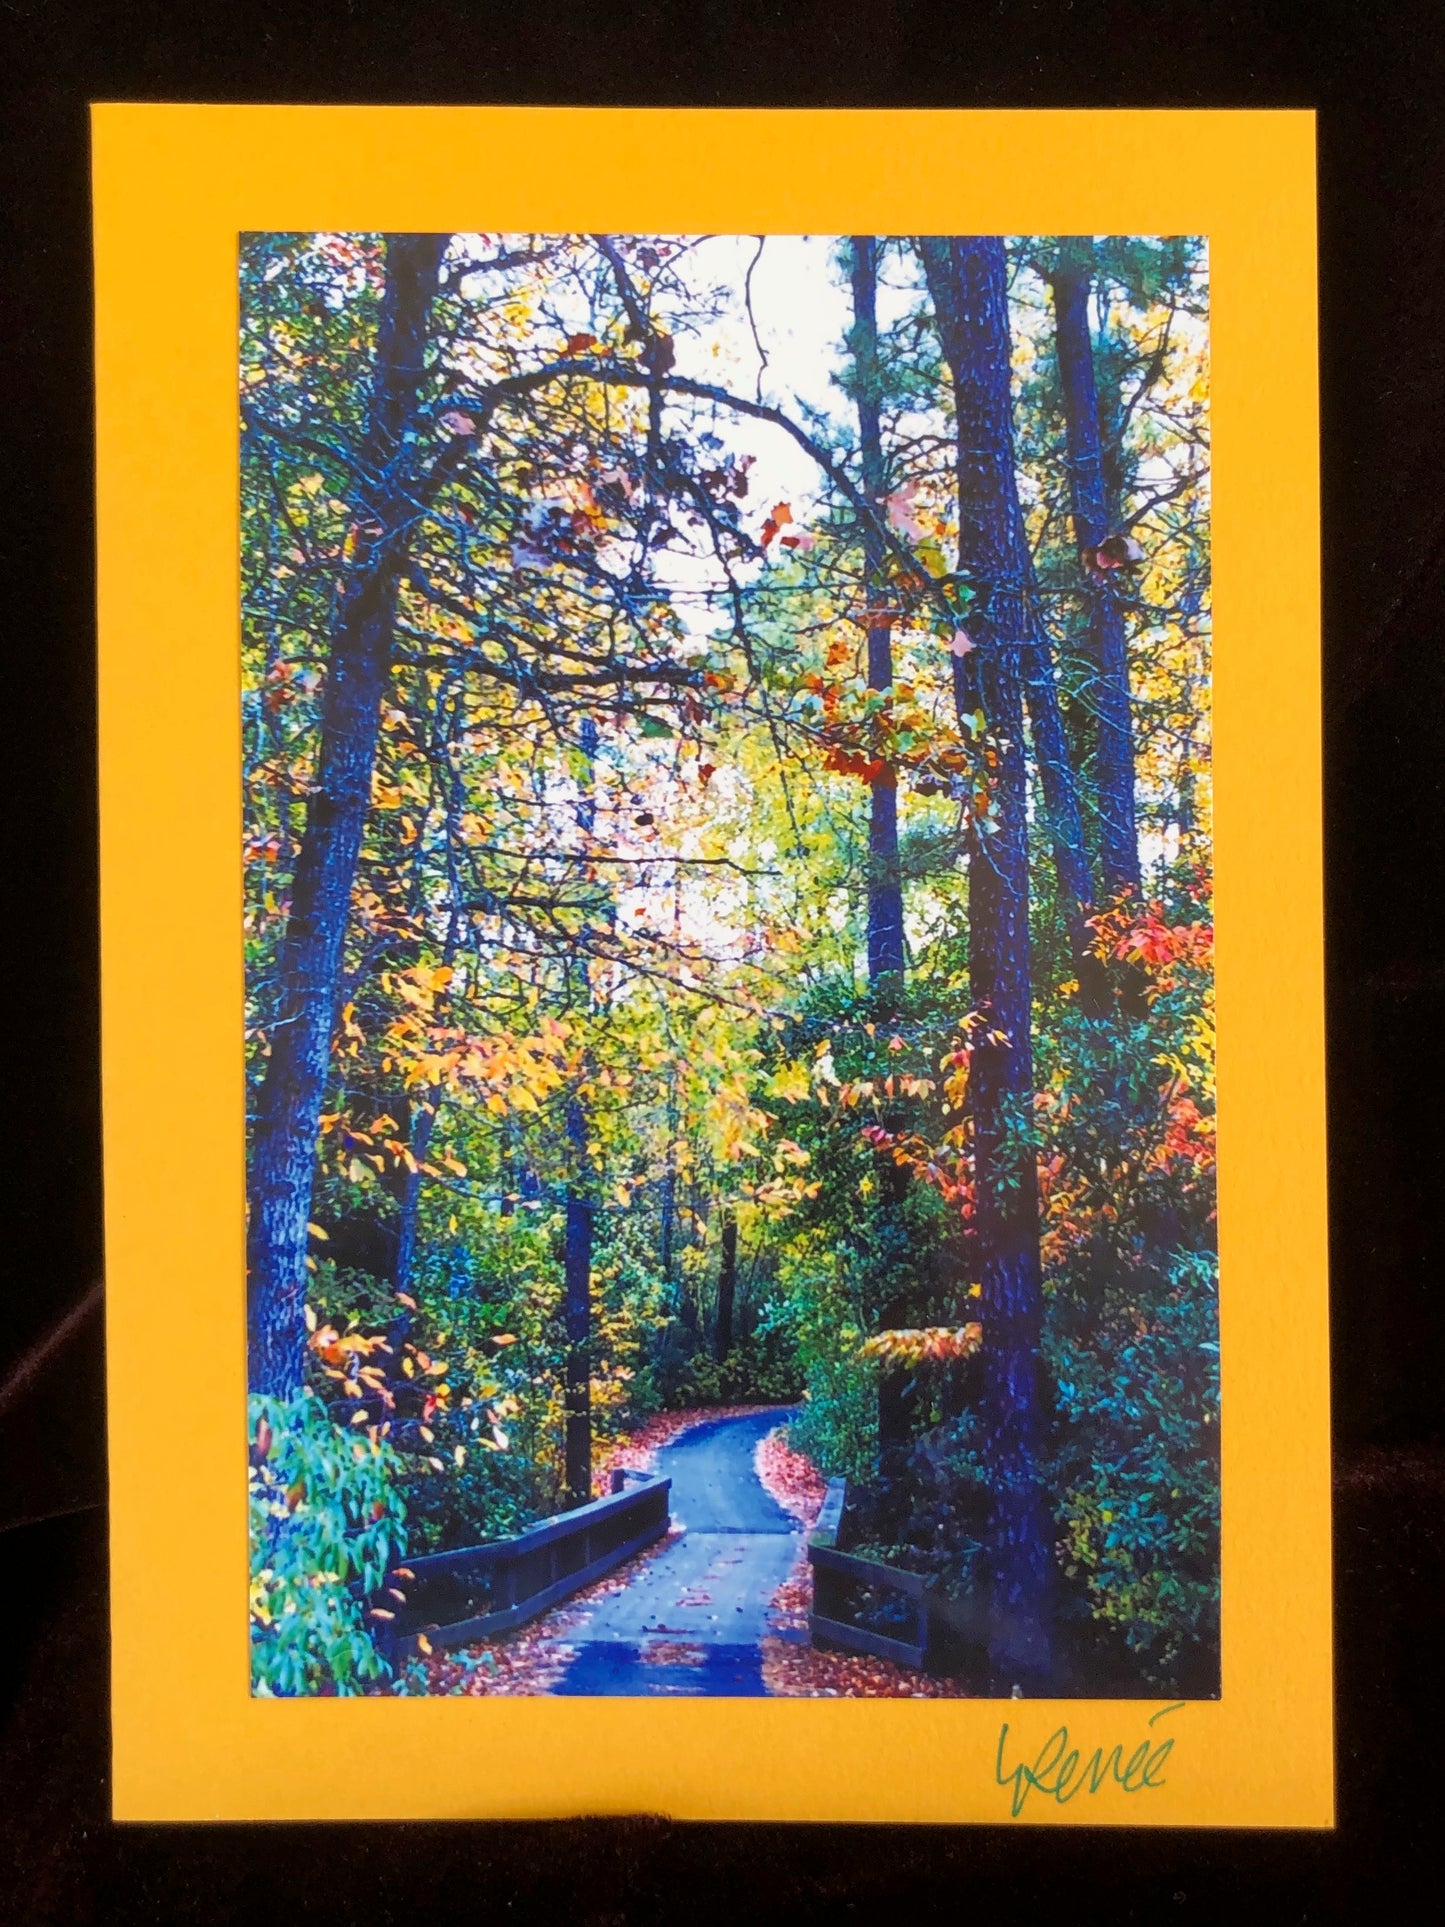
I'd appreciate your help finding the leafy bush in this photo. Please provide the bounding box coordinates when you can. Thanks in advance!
[840,1411,991,1592]
[1049,1252,1220,1688]
[789,1348,877,1481]
[1035,885,1220,1690]
[395,1405,542,1552]
[659,1328,803,1409]
[248,1388,408,1696]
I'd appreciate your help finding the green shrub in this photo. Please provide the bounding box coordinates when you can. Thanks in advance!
[1048,1250,1220,1688]
[789,1350,877,1481]
[660,1330,803,1409]
[840,1411,991,1593]
[248,1388,407,1697]
[395,1408,542,1552]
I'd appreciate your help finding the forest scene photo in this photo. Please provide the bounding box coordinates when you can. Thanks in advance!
[242,230,1215,1702]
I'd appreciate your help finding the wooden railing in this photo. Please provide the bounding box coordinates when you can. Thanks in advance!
[807,1478,986,1675]
[362,1469,670,1663]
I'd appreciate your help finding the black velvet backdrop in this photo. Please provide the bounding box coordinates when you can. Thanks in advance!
[2,3,1442,1916]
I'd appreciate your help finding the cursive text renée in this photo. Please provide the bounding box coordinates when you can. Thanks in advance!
[995,1702,1184,1817]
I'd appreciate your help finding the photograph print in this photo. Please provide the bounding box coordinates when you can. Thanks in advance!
[242,230,1216,1702]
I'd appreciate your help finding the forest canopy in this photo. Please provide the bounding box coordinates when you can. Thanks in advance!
[241,231,1215,1699]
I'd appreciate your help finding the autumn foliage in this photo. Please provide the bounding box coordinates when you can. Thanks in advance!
[242,230,1215,1698]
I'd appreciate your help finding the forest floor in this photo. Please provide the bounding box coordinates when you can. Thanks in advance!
[410,1407,967,1699]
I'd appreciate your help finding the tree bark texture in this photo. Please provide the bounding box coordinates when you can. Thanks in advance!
[1051,255,1142,899]
[563,712,602,1506]
[920,234,1055,1691]
[850,237,906,990]
[563,1094,594,1506]
[851,239,922,1456]
[246,233,447,1396]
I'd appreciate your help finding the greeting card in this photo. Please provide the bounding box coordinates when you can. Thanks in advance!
[95,105,1328,1824]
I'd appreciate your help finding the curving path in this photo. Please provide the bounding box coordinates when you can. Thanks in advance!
[548,1407,801,1697]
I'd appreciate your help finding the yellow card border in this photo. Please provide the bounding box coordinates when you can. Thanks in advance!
[94,105,1329,1826]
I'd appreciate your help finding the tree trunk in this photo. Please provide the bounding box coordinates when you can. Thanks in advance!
[1051,253,1141,900]
[393,1094,436,1297]
[715,1211,738,1362]
[563,713,601,1506]
[246,234,447,1396]
[849,237,906,992]
[1021,636,1111,1014]
[850,238,918,1458]
[920,235,1055,1692]
[563,1094,594,1506]
[659,1059,679,1286]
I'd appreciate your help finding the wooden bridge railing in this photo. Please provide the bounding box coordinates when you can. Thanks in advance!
[361,1469,671,1663]
[807,1478,986,1676]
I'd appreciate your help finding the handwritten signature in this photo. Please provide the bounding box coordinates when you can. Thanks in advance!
[995,1702,1184,1817]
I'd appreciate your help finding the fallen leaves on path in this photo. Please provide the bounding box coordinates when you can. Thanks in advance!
[398,1408,964,1698]
[756,1425,966,1699]
[640,1640,706,1668]
[754,1424,828,1528]
[400,1406,785,1695]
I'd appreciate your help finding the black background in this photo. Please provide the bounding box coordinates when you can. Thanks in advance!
[2,2,1442,1917]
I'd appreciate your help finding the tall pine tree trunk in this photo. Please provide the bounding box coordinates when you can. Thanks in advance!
[247,234,446,1396]
[1022,637,1110,1014]
[850,237,915,1459]
[1051,251,1141,900]
[850,237,906,991]
[563,713,601,1506]
[563,1095,594,1505]
[920,235,1055,1692]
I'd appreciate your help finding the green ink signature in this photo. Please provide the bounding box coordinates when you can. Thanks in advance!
[995,1702,1184,1817]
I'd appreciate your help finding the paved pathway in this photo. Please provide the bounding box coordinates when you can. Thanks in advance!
[549,1407,800,1697]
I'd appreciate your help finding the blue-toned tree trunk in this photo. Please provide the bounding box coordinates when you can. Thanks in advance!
[920,235,1055,1693]
[564,1095,595,1506]
[1051,251,1142,900]
[850,237,916,1458]
[563,712,602,1507]
[849,236,906,992]
[246,234,447,1397]
[919,237,1104,1015]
